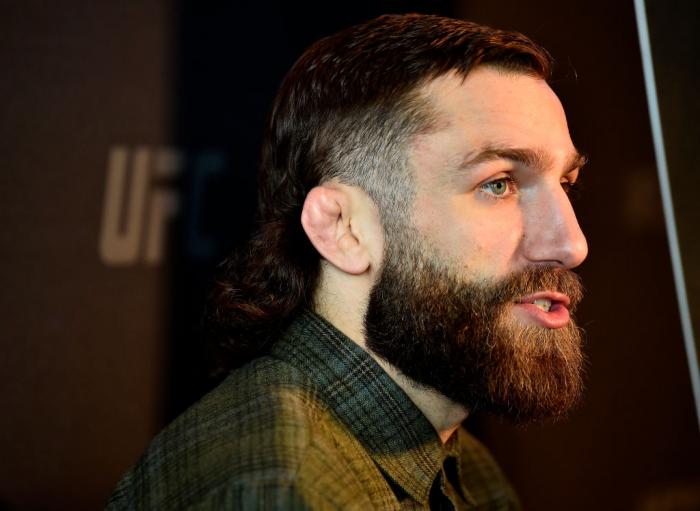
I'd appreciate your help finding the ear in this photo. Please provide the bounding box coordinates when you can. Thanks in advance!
[300,185,371,275]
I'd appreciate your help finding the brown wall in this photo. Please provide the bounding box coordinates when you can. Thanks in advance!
[1,3,176,509]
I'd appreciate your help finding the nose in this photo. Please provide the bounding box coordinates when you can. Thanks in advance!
[523,185,588,269]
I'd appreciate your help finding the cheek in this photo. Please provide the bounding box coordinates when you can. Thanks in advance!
[449,206,525,276]
[413,195,525,276]
[412,196,449,247]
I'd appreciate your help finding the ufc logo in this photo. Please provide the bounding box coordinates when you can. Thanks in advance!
[98,146,182,266]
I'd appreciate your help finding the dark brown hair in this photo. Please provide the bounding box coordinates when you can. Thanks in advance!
[204,13,553,371]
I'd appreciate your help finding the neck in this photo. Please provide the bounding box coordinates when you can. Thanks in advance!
[314,267,468,443]
[370,354,468,443]
[314,301,468,444]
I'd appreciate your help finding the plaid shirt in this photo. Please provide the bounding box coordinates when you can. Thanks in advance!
[107,311,520,510]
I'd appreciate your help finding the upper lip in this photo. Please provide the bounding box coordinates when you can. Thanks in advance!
[516,291,571,308]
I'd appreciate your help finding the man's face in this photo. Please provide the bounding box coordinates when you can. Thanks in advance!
[363,67,588,423]
[409,67,588,284]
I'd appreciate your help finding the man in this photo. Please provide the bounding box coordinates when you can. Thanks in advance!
[108,13,587,510]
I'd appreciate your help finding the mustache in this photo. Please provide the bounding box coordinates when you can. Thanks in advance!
[382,241,584,317]
[489,266,584,312]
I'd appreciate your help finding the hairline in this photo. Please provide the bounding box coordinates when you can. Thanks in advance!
[369,64,551,229]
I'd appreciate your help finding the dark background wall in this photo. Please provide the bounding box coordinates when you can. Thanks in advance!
[1,1,698,510]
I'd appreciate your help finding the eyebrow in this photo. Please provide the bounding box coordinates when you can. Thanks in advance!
[459,145,588,175]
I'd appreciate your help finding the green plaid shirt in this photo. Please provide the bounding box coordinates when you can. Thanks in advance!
[107,311,520,510]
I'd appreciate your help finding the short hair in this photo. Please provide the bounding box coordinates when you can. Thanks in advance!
[205,13,553,371]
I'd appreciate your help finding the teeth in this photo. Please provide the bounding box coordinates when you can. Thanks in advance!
[532,298,552,312]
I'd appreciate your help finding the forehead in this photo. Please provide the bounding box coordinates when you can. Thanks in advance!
[415,67,575,166]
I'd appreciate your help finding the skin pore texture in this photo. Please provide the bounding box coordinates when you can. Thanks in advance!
[303,67,588,444]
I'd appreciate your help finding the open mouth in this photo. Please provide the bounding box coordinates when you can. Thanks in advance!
[531,298,553,312]
[516,292,570,311]
[513,292,571,328]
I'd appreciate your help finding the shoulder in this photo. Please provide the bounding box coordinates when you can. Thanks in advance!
[107,356,374,510]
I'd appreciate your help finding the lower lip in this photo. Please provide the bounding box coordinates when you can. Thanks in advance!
[512,302,570,329]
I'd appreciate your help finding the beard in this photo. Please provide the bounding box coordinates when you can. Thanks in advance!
[363,227,585,424]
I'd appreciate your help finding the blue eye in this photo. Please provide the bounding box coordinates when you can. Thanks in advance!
[482,177,515,197]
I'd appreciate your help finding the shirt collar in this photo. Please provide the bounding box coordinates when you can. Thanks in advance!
[271,310,452,503]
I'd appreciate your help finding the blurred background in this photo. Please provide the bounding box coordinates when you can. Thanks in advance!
[1,1,699,509]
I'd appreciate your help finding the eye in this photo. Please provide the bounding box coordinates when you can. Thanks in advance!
[561,179,582,200]
[481,177,516,198]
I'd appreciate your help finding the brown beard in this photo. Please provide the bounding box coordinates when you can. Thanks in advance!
[363,227,585,424]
